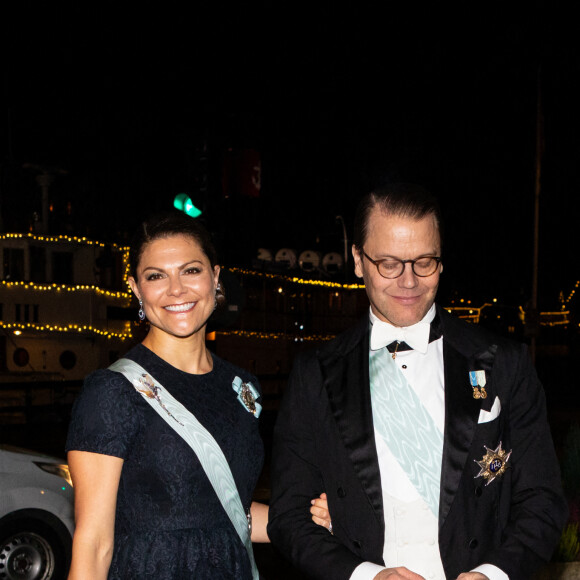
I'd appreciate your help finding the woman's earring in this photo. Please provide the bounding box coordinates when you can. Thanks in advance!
[138,299,145,321]
[213,282,221,311]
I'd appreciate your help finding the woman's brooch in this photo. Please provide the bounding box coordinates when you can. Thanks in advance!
[232,376,262,417]
[135,373,183,425]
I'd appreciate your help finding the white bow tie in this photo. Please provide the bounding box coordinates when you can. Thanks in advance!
[370,319,431,354]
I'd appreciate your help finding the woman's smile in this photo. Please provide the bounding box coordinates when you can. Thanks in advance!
[164,302,196,313]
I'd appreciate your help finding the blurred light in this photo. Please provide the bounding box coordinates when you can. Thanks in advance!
[174,193,202,218]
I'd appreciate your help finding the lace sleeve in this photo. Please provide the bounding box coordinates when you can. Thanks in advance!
[66,369,141,459]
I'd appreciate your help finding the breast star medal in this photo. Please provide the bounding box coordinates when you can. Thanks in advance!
[469,370,487,399]
[475,442,512,485]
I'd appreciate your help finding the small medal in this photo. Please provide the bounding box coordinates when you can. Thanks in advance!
[469,370,487,399]
[474,442,512,485]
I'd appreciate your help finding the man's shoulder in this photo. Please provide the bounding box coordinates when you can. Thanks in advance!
[438,305,524,357]
[296,316,368,366]
[318,315,368,356]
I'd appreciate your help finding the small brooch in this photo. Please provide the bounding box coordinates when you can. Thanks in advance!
[474,441,512,485]
[469,370,488,399]
[135,373,183,425]
[232,376,262,417]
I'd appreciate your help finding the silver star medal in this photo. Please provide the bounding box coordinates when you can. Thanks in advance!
[475,442,512,485]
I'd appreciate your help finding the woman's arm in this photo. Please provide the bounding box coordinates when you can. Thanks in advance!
[250,494,331,543]
[67,450,124,580]
[250,501,270,543]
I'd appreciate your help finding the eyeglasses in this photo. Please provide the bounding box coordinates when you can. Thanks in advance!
[362,251,441,279]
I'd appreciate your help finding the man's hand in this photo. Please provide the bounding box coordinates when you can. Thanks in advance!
[456,573,489,580]
[373,568,425,579]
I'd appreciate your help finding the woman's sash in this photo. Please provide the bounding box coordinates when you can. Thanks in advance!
[109,358,259,580]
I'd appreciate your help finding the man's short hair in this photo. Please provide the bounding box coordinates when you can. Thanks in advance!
[352,183,443,253]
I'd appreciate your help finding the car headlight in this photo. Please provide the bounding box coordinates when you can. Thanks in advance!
[33,462,73,487]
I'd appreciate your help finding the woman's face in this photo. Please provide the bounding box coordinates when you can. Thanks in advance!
[129,234,220,341]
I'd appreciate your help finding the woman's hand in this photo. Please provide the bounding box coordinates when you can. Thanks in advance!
[310,492,332,533]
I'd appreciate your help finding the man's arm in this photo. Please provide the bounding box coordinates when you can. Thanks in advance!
[466,343,567,579]
[268,353,369,580]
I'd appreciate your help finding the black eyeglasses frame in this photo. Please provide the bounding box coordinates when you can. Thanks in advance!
[361,251,442,279]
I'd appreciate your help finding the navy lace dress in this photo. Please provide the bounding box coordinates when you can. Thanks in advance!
[66,345,264,579]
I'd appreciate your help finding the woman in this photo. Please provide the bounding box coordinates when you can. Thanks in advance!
[67,212,330,579]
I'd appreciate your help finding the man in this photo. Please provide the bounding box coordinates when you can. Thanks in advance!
[267,184,567,580]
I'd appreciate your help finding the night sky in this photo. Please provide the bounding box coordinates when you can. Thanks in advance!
[3,4,579,308]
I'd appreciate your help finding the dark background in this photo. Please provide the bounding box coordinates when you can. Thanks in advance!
[2,3,579,308]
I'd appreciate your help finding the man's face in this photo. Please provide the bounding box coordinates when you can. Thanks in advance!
[353,207,442,327]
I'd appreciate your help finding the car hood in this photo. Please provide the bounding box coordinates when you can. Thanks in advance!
[0,444,66,463]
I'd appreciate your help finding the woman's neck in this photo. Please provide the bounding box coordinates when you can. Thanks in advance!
[141,329,213,374]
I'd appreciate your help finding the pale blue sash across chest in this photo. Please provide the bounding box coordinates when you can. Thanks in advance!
[369,347,443,517]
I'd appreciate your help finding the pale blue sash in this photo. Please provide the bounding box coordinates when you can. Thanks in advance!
[369,348,443,517]
[109,359,259,580]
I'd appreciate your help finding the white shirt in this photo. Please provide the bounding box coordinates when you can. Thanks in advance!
[349,306,508,580]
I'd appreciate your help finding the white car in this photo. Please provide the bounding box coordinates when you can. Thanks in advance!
[0,445,74,580]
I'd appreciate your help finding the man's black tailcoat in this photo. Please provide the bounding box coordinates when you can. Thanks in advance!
[268,306,567,580]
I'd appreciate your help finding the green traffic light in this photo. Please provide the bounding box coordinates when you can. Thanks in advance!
[173,193,202,218]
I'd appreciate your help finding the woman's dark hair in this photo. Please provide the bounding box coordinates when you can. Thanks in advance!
[352,182,443,253]
[130,211,219,278]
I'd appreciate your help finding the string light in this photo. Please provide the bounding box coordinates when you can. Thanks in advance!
[563,280,579,306]
[217,329,334,342]
[447,303,570,327]
[446,304,493,324]
[0,321,132,340]
[1,233,132,339]
[1,280,131,299]
[226,267,365,290]
[0,232,128,250]
[2,233,574,341]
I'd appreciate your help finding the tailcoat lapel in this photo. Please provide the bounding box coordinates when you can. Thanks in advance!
[438,307,499,529]
[319,317,384,529]
[438,336,479,528]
